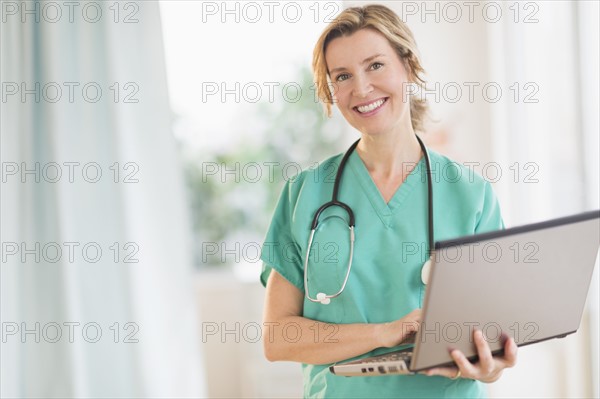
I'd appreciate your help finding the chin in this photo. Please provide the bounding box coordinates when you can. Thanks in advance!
[355,123,391,137]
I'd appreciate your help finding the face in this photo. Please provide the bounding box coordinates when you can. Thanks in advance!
[325,28,413,137]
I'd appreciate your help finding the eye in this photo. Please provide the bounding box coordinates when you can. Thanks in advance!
[371,62,384,70]
[335,73,350,82]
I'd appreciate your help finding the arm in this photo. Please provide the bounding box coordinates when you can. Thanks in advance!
[262,270,421,365]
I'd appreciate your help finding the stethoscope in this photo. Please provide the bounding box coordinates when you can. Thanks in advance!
[303,134,434,305]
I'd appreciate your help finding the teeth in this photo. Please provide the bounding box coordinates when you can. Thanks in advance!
[357,99,385,113]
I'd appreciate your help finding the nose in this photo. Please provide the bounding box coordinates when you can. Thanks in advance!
[351,73,373,98]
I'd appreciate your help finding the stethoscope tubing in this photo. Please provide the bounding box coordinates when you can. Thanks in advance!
[304,135,433,304]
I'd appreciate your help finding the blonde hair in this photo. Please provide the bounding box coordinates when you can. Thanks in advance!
[312,4,429,132]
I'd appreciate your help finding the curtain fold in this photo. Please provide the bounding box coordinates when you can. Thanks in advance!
[1,2,206,397]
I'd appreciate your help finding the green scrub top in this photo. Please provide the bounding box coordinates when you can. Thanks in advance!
[260,148,504,399]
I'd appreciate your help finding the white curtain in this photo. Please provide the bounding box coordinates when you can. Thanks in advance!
[1,1,206,397]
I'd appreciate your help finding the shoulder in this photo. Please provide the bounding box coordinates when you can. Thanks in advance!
[283,152,344,197]
[426,149,504,234]
[427,149,491,191]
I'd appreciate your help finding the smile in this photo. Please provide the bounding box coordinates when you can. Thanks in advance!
[354,98,388,114]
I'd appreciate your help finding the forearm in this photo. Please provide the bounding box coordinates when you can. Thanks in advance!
[262,271,420,365]
[263,315,387,365]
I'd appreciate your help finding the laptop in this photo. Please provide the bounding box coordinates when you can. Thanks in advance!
[330,210,600,376]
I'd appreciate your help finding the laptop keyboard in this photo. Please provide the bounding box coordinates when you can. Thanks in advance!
[362,349,413,364]
[345,348,413,365]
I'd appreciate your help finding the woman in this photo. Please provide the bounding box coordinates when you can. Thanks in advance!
[260,4,517,398]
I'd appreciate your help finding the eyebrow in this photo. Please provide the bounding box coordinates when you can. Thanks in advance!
[328,54,386,75]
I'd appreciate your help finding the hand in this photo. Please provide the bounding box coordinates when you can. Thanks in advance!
[378,309,422,348]
[421,329,518,383]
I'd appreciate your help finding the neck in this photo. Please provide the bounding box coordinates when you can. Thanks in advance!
[355,129,423,178]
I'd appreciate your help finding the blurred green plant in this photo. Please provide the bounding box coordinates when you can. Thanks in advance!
[178,64,347,267]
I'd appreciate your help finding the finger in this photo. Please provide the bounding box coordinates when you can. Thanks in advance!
[473,329,494,374]
[501,335,518,368]
[419,366,458,378]
[493,334,517,369]
[450,349,477,377]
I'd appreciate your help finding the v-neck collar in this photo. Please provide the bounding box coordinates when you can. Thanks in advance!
[347,149,425,226]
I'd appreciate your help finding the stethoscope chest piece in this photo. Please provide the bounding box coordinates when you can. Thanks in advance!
[316,292,331,305]
[421,257,432,285]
